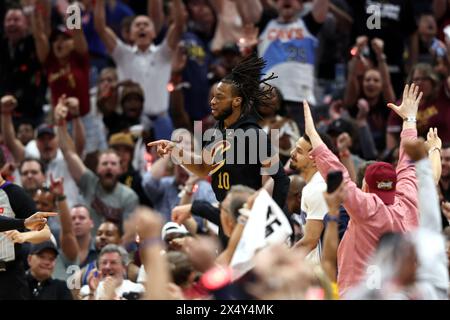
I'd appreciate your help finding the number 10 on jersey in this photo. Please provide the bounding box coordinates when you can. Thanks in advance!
[217,172,230,190]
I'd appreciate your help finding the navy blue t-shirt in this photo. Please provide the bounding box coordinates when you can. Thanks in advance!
[181,31,213,121]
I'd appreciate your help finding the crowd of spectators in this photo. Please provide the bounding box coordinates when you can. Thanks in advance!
[0,0,449,300]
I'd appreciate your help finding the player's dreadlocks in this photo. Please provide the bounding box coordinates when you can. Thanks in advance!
[222,54,278,117]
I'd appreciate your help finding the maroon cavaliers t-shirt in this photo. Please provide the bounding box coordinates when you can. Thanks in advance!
[387,84,450,143]
[45,51,90,119]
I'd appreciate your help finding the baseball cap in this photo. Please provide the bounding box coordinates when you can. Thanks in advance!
[364,162,397,205]
[36,124,55,138]
[29,240,58,256]
[161,222,189,241]
[120,82,144,104]
[327,118,354,137]
[109,132,135,149]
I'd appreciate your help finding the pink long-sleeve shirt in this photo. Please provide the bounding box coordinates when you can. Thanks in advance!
[310,128,419,297]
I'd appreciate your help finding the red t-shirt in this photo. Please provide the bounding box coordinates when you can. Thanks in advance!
[45,51,90,119]
[387,84,450,143]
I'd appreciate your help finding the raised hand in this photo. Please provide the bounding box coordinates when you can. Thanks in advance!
[371,38,384,58]
[356,98,369,124]
[303,100,318,139]
[55,95,69,124]
[24,211,58,231]
[387,83,423,120]
[133,207,164,240]
[425,127,442,152]
[323,182,347,215]
[66,97,80,118]
[337,132,352,152]
[171,204,192,224]
[49,173,65,197]
[1,162,16,179]
[0,95,18,114]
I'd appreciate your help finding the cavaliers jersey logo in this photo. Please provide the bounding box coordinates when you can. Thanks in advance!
[205,139,231,176]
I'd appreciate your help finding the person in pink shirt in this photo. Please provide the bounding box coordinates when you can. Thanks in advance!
[303,84,422,297]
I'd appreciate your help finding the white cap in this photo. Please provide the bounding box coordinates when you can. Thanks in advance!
[161,222,189,241]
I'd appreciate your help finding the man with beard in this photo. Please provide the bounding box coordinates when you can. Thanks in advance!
[54,97,138,233]
[289,132,337,263]
[148,55,289,209]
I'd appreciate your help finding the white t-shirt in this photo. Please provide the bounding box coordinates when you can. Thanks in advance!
[112,39,173,116]
[80,279,145,300]
[300,171,328,264]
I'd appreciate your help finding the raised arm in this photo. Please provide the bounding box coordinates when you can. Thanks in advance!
[66,98,86,157]
[233,0,263,25]
[0,96,25,162]
[321,183,346,283]
[55,97,87,184]
[343,36,369,108]
[30,5,50,64]
[425,128,442,184]
[404,139,442,232]
[166,0,186,51]
[148,0,165,37]
[71,19,89,55]
[50,174,79,262]
[371,38,396,103]
[94,0,118,54]
[304,100,377,223]
[356,99,378,160]
[311,0,330,24]
[135,207,171,300]
[387,84,421,206]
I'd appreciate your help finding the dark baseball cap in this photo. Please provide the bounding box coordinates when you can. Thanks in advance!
[30,240,58,256]
[36,124,55,138]
[364,162,397,205]
[327,118,354,137]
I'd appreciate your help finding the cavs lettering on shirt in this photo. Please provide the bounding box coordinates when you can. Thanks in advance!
[266,28,305,41]
[48,65,76,88]
[91,196,123,224]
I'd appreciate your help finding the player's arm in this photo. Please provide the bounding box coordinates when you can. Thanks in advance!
[147,140,213,178]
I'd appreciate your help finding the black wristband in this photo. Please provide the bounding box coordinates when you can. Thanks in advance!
[56,195,67,202]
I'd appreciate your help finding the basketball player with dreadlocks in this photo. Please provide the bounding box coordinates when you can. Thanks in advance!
[148,55,290,208]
